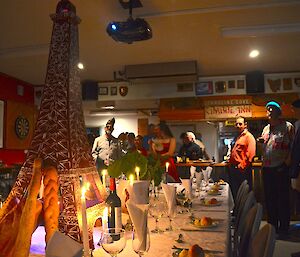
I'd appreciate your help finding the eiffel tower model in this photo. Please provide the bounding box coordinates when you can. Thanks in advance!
[0,0,106,243]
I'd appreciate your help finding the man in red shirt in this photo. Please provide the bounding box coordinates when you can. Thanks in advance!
[228,116,256,200]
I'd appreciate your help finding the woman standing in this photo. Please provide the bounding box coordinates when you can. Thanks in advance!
[151,122,179,182]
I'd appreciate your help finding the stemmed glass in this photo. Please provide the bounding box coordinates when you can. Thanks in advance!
[149,200,166,233]
[166,205,177,231]
[100,228,127,257]
[132,228,150,256]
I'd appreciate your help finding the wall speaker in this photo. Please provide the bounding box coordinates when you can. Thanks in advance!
[246,71,265,94]
[82,81,98,100]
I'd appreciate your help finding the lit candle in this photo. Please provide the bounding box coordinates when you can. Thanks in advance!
[165,162,170,183]
[165,162,170,173]
[129,174,134,186]
[81,184,90,257]
[102,169,107,188]
[102,207,108,231]
[135,166,140,181]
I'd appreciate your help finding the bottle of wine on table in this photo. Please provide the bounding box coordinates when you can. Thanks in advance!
[105,178,122,230]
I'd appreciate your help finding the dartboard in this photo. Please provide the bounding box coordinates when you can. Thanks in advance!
[15,116,30,139]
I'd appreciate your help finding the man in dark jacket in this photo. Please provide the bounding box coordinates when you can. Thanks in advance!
[178,132,202,161]
[291,99,300,196]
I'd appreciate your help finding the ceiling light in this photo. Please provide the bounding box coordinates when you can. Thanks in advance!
[77,62,84,69]
[249,50,260,58]
[101,105,115,110]
[89,110,137,116]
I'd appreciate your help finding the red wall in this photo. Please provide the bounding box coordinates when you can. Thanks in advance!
[0,72,35,165]
[0,72,34,103]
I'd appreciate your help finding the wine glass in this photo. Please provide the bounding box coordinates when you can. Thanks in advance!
[132,228,150,256]
[166,205,177,231]
[100,228,127,257]
[149,200,166,233]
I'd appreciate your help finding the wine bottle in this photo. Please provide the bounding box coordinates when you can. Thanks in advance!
[105,178,122,229]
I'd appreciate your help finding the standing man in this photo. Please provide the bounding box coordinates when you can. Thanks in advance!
[91,118,120,172]
[259,101,294,237]
[228,116,256,200]
[291,99,300,207]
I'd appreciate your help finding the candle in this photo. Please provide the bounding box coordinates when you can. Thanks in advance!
[81,184,90,257]
[135,166,140,181]
[165,162,170,173]
[102,169,107,188]
[129,174,134,186]
[102,207,108,231]
[165,162,170,183]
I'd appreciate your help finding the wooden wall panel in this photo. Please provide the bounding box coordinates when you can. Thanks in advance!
[138,118,148,136]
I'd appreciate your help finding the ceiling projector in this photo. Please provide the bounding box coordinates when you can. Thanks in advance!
[106,17,152,44]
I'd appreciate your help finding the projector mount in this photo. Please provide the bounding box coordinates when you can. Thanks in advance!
[106,0,152,43]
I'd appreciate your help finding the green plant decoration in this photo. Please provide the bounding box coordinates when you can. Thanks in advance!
[146,153,165,186]
[107,151,165,186]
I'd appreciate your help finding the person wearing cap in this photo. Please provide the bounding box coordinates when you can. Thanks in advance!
[258,101,295,237]
[228,116,256,200]
[91,118,121,172]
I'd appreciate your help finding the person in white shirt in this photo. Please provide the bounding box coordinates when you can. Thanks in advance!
[91,118,121,172]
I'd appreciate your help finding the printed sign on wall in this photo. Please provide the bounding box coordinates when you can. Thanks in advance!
[205,104,252,119]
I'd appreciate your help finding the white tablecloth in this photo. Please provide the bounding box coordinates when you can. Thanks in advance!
[30,183,233,257]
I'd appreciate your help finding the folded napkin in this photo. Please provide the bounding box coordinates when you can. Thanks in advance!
[162,184,176,216]
[203,166,213,182]
[46,231,83,257]
[126,200,149,251]
[116,179,129,208]
[195,171,203,188]
[180,178,192,199]
[127,180,150,204]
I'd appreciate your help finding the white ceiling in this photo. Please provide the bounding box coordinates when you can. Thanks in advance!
[1,0,300,86]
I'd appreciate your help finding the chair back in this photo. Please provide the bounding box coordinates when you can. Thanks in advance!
[238,203,263,257]
[234,180,249,216]
[235,190,256,235]
[247,224,276,257]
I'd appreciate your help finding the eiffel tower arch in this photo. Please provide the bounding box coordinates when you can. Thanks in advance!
[1,0,106,243]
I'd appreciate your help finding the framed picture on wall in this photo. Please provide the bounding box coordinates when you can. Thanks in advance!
[195,81,213,95]
[110,86,117,95]
[99,87,108,95]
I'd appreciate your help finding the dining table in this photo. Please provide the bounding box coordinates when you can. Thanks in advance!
[29,181,234,257]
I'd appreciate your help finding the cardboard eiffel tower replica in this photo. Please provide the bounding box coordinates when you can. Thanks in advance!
[0,0,106,244]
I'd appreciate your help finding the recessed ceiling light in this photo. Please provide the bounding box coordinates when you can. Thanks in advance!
[77,62,84,69]
[249,50,260,58]
[101,105,115,110]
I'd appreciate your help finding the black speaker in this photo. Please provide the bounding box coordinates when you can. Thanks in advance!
[82,80,98,100]
[246,71,265,94]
